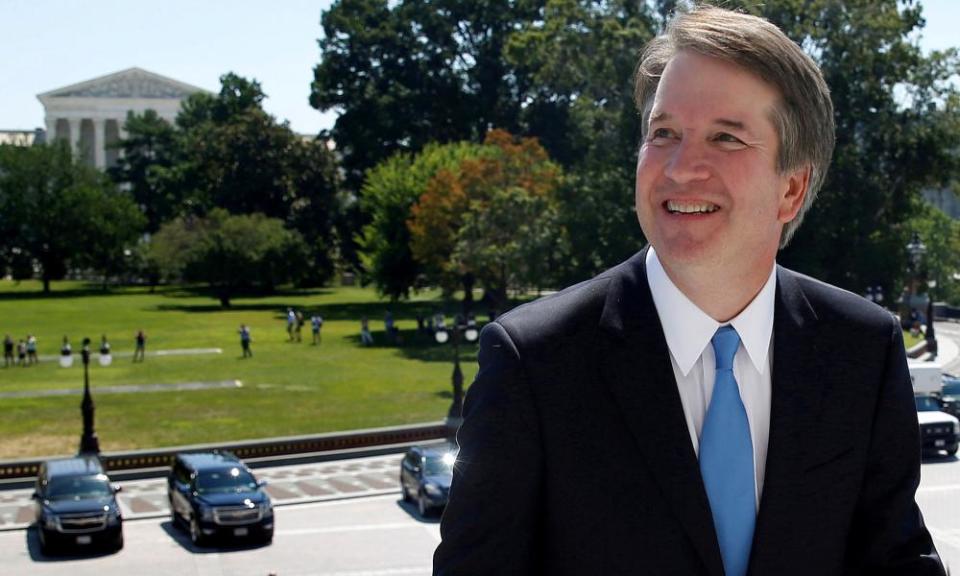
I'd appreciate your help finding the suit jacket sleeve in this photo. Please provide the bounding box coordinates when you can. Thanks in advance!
[846,316,945,575]
[433,321,543,575]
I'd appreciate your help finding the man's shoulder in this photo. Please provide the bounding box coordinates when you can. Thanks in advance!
[780,266,897,331]
[493,256,640,349]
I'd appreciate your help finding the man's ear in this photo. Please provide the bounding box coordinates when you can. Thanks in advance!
[778,165,811,224]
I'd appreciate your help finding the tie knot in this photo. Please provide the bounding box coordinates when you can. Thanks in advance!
[711,325,740,371]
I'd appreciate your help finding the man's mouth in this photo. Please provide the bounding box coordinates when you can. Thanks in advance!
[665,200,719,214]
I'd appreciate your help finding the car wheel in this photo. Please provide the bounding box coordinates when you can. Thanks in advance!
[263,529,274,545]
[418,492,430,518]
[401,481,412,503]
[189,516,204,546]
[948,445,958,456]
[38,528,51,556]
[114,533,124,552]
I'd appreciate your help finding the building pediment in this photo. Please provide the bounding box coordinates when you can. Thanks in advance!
[38,67,206,100]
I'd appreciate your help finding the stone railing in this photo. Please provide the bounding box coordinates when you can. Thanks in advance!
[0,421,451,483]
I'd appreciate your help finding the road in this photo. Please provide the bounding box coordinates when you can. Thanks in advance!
[0,453,957,575]
[1,494,440,576]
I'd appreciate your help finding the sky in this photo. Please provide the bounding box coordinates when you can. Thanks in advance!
[1,0,958,135]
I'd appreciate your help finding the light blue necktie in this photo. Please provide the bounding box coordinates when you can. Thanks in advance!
[699,325,755,576]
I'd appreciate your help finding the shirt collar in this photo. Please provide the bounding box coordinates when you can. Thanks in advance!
[645,247,776,377]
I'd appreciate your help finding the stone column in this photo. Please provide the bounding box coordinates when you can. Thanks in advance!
[68,118,81,158]
[44,117,57,143]
[93,119,106,169]
[117,118,128,159]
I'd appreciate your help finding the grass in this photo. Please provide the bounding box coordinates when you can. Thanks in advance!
[1,279,925,460]
[903,329,925,351]
[0,280,490,459]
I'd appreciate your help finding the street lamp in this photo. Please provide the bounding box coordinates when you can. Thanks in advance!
[78,337,102,455]
[907,232,927,293]
[435,314,479,432]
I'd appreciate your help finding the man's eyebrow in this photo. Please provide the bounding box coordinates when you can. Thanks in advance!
[648,111,671,124]
[714,118,748,132]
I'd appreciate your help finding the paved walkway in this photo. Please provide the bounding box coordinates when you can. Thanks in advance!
[35,347,223,363]
[0,453,404,531]
[0,380,242,399]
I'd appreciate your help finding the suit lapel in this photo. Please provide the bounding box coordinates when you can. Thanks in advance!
[750,267,824,569]
[598,249,725,576]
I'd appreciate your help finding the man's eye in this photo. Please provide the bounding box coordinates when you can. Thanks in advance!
[714,132,745,145]
[650,128,675,140]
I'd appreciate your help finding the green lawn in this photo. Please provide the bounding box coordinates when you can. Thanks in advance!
[0,280,486,459]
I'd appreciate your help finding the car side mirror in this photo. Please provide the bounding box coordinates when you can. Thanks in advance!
[31,491,39,500]
[257,479,268,488]
[112,484,123,493]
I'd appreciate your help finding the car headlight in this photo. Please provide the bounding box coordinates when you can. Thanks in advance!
[424,483,443,497]
[259,499,273,515]
[43,513,58,530]
[106,505,122,525]
[198,504,214,521]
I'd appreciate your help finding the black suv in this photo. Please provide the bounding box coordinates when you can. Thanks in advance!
[400,443,457,517]
[167,451,274,546]
[32,456,124,554]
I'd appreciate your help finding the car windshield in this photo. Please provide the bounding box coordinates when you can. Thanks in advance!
[915,396,942,412]
[943,383,960,395]
[46,475,112,501]
[423,454,455,476]
[195,467,258,494]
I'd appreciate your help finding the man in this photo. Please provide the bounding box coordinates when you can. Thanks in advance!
[133,329,146,362]
[434,6,944,576]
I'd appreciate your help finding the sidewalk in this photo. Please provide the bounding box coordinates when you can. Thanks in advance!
[0,453,404,531]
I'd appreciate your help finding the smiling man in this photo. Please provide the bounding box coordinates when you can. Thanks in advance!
[434,5,944,576]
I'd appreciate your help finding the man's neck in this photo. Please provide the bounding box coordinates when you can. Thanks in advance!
[657,255,776,323]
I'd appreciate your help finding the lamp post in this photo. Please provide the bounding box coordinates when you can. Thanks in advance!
[435,314,479,433]
[78,337,110,455]
[906,232,927,298]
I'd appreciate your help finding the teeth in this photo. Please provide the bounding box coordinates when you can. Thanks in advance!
[666,201,718,214]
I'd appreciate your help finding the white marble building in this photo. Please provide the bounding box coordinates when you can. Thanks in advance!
[37,67,206,169]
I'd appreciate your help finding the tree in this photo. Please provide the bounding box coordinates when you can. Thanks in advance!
[358,140,488,301]
[310,0,543,188]
[107,109,178,233]
[149,209,309,307]
[907,200,960,304]
[0,143,144,292]
[112,73,343,285]
[312,0,657,283]
[407,129,566,309]
[66,183,146,289]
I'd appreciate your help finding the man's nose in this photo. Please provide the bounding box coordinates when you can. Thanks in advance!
[663,139,710,184]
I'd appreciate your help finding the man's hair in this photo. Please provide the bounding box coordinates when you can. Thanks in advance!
[634,4,835,247]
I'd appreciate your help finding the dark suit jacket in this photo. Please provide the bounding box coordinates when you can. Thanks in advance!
[434,249,944,575]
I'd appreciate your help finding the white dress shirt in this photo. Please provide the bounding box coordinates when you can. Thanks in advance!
[645,248,775,508]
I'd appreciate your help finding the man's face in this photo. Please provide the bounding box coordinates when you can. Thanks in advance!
[635,50,808,276]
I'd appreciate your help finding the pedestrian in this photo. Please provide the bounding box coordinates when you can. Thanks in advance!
[239,324,253,358]
[26,334,38,365]
[3,334,13,367]
[286,307,296,341]
[59,335,74,368]
[311,313,324,345]
[295,310,305,342]
[17,340,26,367]
[360,316,373,346]
[133,329,146,362]
[435,6,945,575]
[384,309,395,343]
